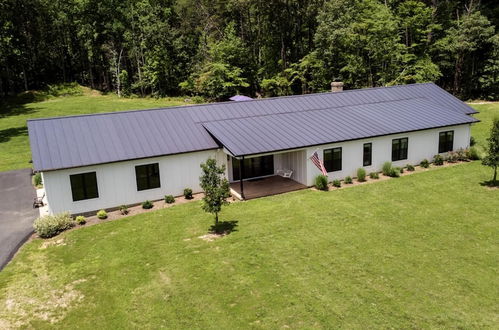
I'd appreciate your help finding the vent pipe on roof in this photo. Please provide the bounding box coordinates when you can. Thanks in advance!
[331,81,344,92]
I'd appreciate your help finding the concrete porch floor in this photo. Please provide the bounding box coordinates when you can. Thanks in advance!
[230,175,307,200]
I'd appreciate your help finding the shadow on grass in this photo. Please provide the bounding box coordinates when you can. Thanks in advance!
[209,220,238,235]
[0,126,28,143]
[479,180,498,188]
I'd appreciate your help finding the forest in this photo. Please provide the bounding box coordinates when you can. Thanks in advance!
[0,0,498,100]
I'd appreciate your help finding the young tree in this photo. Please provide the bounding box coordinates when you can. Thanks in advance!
[482,117,499,183]
[199,158,230,225]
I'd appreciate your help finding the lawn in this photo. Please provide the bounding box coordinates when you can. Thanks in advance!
[0,161,498,328]
[0,86,192,171]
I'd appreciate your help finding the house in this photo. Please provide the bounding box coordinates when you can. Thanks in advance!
[27,83,478,215]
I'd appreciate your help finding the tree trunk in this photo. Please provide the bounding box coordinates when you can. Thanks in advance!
[215,212,219,225]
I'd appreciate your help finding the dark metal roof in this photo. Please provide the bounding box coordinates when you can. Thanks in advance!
[28,83,477,171]
[203,98,478,157]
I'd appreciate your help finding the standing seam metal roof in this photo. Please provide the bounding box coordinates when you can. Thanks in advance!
[27,83,478,171]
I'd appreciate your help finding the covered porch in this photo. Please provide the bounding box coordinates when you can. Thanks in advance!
[230,175,306,200]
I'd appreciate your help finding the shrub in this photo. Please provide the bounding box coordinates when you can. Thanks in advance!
[183,188,193,199]
[467,147,480,160]
[406,164,415,171]
[470,136,476,146]
[456,148,468,161]
[75,215,86,225]
[142,200,153,209]
[97,210,107,219]
[382,161,393,176]
[433,154,444,166]
[446,151,459,163]
[164,195,175,204]
[119,205,129,215]
[344,176,353,184]
[314,175,329,191]
[388,168,400,177]
[357,168,366,182]
[332,179,341,188]
[399,167,404,174]
[33,172,42,186]
[420,159,430,168]
[369,172,379,179]
[33,212,75,238]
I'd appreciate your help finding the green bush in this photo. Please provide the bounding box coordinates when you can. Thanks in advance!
[183,188,193,199]
[314,175,329,191]
[142,200,153,209]
[75,215,86,225]
[446,151,459,163]
[406,164,415,171]
[332,179,341,188]
[456,148,468,161]
[97,210,107,219]
[119,205,129,215]
[369,172,379,179]
[390,168,401,177]
[33,172,42,186]
[344,176,353,184]
[398,167,404,174]
[470,136,476,146]
[382,161,393,176]
[357,168,366,182]
[33,212,75,238]
[420,159,430,168]
[433,154,444,166]
[164,195,175,204]
[466,147,480,160]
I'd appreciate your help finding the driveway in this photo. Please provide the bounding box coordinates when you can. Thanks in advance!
[0,169,38,270]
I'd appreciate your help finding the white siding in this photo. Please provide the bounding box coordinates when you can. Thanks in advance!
[43,149,225,215]
[274,150,307,185]
[304,124,471,185]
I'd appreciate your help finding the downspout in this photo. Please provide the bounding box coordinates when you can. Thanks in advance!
[239,156,245,200]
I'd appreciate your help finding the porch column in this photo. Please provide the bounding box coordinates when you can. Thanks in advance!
[239,156,245,200]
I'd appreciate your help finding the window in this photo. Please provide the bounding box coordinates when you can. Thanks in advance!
[232,155,274,181]
[439,131,454,153]
[363,143,372,166]
[135,163,161,191]
[324,147,342,172]
[70,172,99,201]
[392,138,408,161]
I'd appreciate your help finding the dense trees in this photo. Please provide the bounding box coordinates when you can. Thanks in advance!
[0,0,497,100]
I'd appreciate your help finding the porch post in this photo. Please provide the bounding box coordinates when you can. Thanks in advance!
[239,156,245,200]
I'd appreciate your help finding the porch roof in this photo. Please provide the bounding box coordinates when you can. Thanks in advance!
[202,98,478,157]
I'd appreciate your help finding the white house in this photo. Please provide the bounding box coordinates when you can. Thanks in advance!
[27,83,478,215]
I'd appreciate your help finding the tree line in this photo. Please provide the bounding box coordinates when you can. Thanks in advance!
[0,0,498,100]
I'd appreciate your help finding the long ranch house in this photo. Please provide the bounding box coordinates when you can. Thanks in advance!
[27,83,478,215]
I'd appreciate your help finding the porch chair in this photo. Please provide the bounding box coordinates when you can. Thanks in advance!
[276,169,293,178]
[33,192,45,208]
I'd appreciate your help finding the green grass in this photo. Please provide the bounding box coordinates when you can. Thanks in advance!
[0,85,192,171]
[470,102,499,149]
[0,161,497,329]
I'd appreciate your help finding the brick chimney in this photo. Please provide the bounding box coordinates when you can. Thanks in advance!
[331,81,344,92]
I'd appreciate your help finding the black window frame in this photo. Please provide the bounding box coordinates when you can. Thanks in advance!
[392,138,408,161]
[70,172,99,201]
[324,147,342,172]
[363,143,372,166]
[135,163,161,191]
[438,130,454,153]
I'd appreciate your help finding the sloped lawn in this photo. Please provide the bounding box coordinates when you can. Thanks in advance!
[0,161,497,328]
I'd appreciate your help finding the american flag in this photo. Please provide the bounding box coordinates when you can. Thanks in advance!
[309,151,328,176]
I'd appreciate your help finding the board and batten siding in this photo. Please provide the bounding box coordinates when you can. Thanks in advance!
[304,124,471,186]
[42,149,225,215]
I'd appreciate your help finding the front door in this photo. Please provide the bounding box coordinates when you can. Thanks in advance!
[232,155,274,181]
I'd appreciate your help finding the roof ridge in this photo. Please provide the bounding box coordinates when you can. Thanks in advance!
[198,96,428,124]
[27,83,435,122]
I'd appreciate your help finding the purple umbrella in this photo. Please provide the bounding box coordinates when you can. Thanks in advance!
[229,95,253,101]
